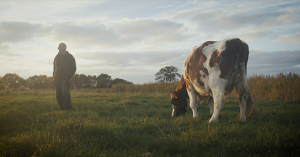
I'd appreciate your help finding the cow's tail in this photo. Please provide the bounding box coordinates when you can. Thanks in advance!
[245,90,253,117]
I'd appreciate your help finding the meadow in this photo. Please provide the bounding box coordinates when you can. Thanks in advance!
[0,90,299,156]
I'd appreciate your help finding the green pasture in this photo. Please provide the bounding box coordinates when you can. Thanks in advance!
[0,91,299,156]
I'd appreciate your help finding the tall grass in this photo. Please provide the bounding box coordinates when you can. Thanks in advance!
[98,82,178,94]
[230,72,300,101]
[95,72,300,101]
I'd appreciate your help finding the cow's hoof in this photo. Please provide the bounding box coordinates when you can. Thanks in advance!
[209,118,218,123]
[240,117,246,122]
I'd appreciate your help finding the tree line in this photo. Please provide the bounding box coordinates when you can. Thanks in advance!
[0,66,181,90]
[0,73,133,90]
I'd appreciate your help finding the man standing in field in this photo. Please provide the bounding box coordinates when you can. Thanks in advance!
[53,43,76,110]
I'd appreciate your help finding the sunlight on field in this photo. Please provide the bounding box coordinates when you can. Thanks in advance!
[0,91,299,156]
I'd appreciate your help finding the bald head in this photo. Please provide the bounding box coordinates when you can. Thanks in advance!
[58,43,67,52]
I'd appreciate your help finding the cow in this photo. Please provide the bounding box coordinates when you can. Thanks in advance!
[171,38,252,123]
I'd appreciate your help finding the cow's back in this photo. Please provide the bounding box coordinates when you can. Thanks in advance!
[183,38,249,96]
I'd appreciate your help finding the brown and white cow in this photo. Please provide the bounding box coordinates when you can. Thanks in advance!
[171,38,252,123]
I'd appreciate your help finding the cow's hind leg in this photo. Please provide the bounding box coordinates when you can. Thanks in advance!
[209,86,225,123]
[236,83,251,122]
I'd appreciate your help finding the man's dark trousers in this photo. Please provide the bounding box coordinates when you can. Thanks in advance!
[56,79,73,110]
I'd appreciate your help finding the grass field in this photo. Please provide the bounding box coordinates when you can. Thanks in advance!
[0,91,299,156]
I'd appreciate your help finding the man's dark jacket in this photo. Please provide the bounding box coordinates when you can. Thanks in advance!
[53,51,76,81]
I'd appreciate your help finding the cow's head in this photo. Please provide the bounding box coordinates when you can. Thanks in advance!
[171,77,189,117]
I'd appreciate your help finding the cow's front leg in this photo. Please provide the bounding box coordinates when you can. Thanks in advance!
[207,96,214,115]
[209,89,225,123]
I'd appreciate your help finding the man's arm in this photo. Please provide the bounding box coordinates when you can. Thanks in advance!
[53,57,57,86]
[68,54,76,79]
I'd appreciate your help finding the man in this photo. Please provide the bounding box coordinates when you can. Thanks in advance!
[53,43,76,110]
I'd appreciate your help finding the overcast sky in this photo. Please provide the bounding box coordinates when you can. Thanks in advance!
[0,0,300,84]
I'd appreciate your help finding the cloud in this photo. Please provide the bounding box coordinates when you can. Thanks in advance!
[75,49,300,83]
[238,29,273,41]
[0,1,102,23]
[175,9,293,31]
[73,50,187,83]
[0,21,50,44]
[0,17,189,48]
[248,50,300,75]
[40,18,188,49]
[76,50,186,68]
[274,32,300,43]
[0,44,21,57]
[51,22,119,48]
[171,1,298,43]
[0,18,190,53]
[0,44,10,52]
[1,1,300,83]
[112,18,189,45]
[49,18,189,48]
[156,4,173,9]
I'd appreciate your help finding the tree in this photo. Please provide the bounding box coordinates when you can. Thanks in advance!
[27,75,51,90]
[79,74,88,88]
[96,73,112,88]
[71,74,82,89]
[0,76,4,90]
[155,66,181,83]
[2,73,26,90]
[111,78,133,85]
[70,74,96,89]
[46,76,54,89]
[86,75,97,88]
[27,75,42,89]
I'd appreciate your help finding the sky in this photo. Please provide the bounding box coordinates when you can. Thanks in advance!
[0,0,300,84]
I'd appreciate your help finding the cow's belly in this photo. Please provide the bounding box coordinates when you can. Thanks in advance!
[194,85,211,96]
[190,77,212,96]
